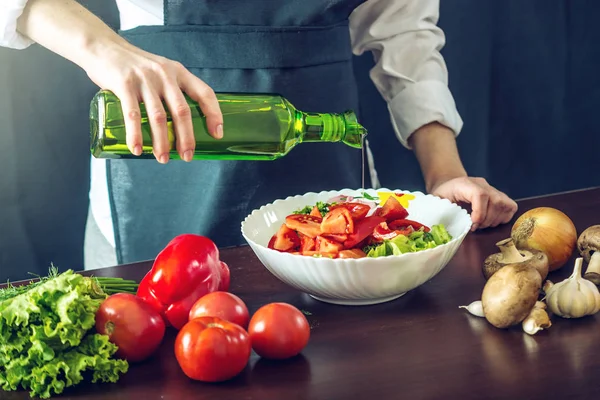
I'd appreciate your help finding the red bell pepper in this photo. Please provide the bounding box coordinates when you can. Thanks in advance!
[136,234,230,330]
[343,215,385,248]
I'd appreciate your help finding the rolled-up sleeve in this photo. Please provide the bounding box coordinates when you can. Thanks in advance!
[0,0,34,49]
[349,0,463,148]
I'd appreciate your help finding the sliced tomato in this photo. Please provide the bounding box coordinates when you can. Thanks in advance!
[344,216,385,248]
[301,250,337,258]
[299,233,316,252]
[267,235,276,249]
[310,206,322,218]
[372,222,400,241]
[321,207,354,235]
[271,224,300,252]
[373,224,415,241]
[321,233,348,243]
[388,219,430,232]
[316,236,344,254]
[285,214,322,238]
[337,249,367,259]
[374,196,409,222]
[329,202,371,221]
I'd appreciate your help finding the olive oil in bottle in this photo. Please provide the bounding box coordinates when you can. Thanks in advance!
[90,90,367,161]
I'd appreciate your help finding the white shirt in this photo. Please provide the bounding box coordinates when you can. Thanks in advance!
[1,0,463,248]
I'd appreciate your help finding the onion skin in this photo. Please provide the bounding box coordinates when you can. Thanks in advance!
[511,207,577,272]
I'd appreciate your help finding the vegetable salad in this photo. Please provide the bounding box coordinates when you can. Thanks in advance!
[268,192,452,258]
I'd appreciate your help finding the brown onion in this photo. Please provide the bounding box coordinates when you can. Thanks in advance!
[511,207,577,271]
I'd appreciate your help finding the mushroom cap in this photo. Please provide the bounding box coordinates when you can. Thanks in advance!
[482,247,549,281]
[483,253,505,280]
[577,225,600,263]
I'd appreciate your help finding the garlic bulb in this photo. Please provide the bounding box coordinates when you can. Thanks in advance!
[544,257,600,318]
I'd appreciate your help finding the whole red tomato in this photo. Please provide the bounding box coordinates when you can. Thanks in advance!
[248,303,310,360]
[189,292,250,329]
[95,293,166,362]
[175,316,251,382]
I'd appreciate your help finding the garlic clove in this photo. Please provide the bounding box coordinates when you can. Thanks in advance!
[522,319,543,335]
[533,301,546,310]
[543,280,554,293]
[459,300,485,317]
[522,307,552,335]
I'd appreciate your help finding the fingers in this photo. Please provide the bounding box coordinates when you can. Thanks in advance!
[495,192,518,225]
[140,86,170,164]
[481,191,506,229]
[163,83,195,162]
[430,176,518,232]
[107,56,221,161]
[468,186,489,231]
[470,180,518,231]
[180,70,223,139]
[117,87,143,156]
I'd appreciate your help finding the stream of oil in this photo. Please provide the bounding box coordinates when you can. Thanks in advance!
[361,136,365,190]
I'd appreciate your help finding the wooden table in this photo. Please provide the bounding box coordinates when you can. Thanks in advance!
[3,187,600,400]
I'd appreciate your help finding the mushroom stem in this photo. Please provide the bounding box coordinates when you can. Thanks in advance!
[496,238,528,263]
[587,252,600,272]
[583,252,600,285]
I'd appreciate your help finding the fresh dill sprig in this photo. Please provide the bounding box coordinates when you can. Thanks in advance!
[0,265,60,301]
[0,265,139,302]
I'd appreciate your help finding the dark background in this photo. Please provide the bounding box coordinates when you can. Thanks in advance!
[2,0,599,282]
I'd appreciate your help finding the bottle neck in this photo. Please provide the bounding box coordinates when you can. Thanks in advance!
[297,111,366,148]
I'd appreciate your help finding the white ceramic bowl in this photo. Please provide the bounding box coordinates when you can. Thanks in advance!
[241,188,472,306]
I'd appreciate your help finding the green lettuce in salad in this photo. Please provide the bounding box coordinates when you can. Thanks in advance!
[363,224,453,257]
[293,201,333,217]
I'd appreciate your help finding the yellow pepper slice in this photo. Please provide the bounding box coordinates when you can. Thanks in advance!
[377,191,415,208]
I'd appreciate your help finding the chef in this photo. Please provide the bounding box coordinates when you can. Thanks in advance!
[0,0,518,269]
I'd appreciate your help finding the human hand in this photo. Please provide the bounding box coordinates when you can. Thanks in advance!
[17,0,223,164]
[407,123,517,231]
[85,45,223,163]
[429,177,518,231]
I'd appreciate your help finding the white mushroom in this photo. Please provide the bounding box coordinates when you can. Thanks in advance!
[483,238,549,280]
[578,225,600,285]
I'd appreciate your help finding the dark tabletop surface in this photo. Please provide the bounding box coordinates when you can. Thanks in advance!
[3,187,600,400]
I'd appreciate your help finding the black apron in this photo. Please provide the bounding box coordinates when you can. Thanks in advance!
[109,0,367,263]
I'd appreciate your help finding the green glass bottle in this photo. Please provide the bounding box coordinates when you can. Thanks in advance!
[90,90,367,161]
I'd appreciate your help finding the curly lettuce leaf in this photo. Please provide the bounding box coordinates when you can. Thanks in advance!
[1,334,128,399]
[430,224,453,245]
[0,270,104,346]
[365,224,453,257]
[0,270,128,398]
